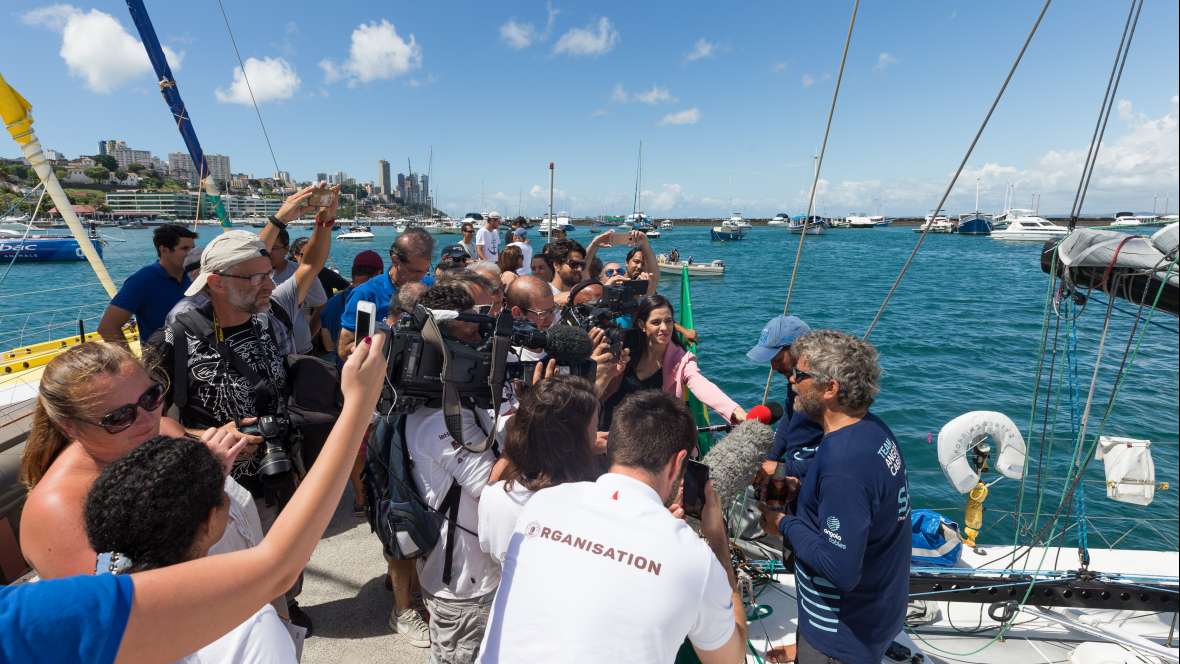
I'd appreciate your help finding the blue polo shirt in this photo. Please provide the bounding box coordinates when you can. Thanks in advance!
[321,285,353,342]
[778,413,910,664]
[341,272,396,333]
[0,573,134,664]
[110,261,191,340]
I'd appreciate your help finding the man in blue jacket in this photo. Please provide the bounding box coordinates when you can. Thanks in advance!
[760,330,910,664]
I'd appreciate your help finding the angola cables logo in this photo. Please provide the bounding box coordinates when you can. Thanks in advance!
[823,515,846,550]
[826,516,841,532]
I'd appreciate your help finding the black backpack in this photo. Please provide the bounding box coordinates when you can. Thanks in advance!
[363,414,465,584]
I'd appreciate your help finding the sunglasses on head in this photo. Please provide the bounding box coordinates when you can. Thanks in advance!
[83,381,166,433]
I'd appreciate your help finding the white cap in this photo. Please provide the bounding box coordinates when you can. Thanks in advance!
[487,211,502,220]
[184,230,269,296]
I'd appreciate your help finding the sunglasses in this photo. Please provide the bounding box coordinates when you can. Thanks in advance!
[604,267,626,277]
[790,368,818,383]
[83,382,166,433]
[474,304,494,315]
[566,260,586,270]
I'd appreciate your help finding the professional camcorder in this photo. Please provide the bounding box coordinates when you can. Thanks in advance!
[560,279,648,353]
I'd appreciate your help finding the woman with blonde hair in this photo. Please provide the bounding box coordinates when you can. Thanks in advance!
[497,244,524,289]
[19,341,260,579]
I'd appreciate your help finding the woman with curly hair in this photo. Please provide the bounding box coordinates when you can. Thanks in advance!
[478,375,604,563]
[85,436,296,663]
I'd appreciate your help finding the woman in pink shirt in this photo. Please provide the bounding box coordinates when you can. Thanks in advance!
[599,294,747,431]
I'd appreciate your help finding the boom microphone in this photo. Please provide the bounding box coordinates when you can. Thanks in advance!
[700,420,775,508]
[544,324,593,364]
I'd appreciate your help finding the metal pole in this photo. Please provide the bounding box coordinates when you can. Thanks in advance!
[548,162,555,243]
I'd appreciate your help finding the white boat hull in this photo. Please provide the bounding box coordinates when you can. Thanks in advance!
[657,259,724,276]
[991,229,1069,241]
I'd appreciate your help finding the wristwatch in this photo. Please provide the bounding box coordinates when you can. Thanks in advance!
[268,214,287,229]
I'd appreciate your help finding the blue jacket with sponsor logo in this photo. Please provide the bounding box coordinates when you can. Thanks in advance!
[778,412,910,664]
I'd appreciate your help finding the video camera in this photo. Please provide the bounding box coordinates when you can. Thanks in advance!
[560,279,648,354]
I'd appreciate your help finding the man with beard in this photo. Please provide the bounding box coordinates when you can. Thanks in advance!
[545,238,586,306]
[759,330,910,664]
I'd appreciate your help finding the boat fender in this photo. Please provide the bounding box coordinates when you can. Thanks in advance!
[937,411,1026,494]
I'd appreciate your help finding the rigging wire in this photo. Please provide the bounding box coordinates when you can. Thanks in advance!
[214,0,282,177]
[862,0,1052,340]
[1068,0,1144,230]
[760,0,861,404]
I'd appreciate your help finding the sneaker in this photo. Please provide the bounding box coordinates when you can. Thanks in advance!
[287,601,314,638]
[390,607,430,648]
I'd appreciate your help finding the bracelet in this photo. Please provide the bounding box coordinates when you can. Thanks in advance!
[268,214,287,229]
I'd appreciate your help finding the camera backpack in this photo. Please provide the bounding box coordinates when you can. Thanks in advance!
[363,414,464,581]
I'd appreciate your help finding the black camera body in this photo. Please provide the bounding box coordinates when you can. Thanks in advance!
[240,414,299,479]
[561,279,648,354]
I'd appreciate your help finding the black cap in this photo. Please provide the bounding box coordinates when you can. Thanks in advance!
[440,244,470,262]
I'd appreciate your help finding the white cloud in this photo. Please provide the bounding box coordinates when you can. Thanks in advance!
[320,20,421,86]
[772,62,788,73]
[553,17,619,57]
[684,38,715,62]
[22,4,183,94]
[874,52,898,72]
[658,108,700,126]
[611,84,675,105]
[644,184,684,211]
[500,20,536,49]
[529,184,567,199]
[215,56,300,105]
[801,73,815,88]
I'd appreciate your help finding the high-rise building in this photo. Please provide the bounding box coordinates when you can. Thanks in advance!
[205,154,231,188]
[98,139,119,157]
[378,160,391,197]
[420,174,429,206]
[274,170,291,185]
[334,171,348,187]
[397,173,406,199]
[167,152,196,186]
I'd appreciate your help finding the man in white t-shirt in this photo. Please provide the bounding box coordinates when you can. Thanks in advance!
[507,228,533,276]
[475,212,502,262]
[405,283,505,662]
[478,391,748,664]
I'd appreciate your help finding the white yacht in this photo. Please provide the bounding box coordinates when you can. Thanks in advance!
[767,213,790,227]
[659,219,674,229]
[336,224,374,240]
[728,212,751,230]
[990,209,1069,241]
[539,212,575,235]
[915,214,955,233]
[1111,211,1163,228]
[847,213,884,228]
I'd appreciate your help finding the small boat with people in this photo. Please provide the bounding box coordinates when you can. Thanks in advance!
[990,209,1069,241]
[336,224,374,241]
[788,215,827,235]
[657,252,725,276]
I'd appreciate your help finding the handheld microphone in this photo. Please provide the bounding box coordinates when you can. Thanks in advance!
[699,420,776,508]
[695,402,784,433]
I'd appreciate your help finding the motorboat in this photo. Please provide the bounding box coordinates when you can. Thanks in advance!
[727,212,750,230]
[957,212,994,235]
[336,224,375,240]
[644,229,661,239]
[829,216,851,228]
[915,214,955,233]
[627,211,653,231]
[539,212,575,235]
[657,255,725,276]
[710,218,747,241]
[1111,211,1164,228]
[659,219,674,229]
[990,210,1069,241]
[847,214,884,228]
[788,215,827,235]
[767,213,790,227]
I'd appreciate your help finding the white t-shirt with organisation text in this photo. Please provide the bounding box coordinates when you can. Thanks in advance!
[477,473,735,663]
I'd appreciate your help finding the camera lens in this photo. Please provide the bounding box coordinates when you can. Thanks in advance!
[258,440,293,477]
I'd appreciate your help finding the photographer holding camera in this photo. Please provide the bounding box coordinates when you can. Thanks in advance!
[147,230,315,633]
[401,283,506,662]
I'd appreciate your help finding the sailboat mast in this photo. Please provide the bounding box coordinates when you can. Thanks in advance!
[975,177,981,213]
[632,141,642,215]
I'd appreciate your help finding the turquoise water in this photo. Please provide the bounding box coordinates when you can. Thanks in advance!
[2,225,1177,552]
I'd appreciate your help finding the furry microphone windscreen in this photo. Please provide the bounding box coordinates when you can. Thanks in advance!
[546,325,594,363]
[700,420,775,508]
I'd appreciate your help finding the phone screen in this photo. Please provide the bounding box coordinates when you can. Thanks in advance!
[682,459,709,518]
[356,307,374,338]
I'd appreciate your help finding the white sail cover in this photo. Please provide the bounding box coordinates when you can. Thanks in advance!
[1056,223,1179,286]
[1095,436,1155,506]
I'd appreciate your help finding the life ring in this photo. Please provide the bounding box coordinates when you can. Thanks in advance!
[937,411,1026,494]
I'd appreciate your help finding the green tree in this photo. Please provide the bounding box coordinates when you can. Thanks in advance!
[83,166,110,182]
[54,167,67,180]
[114,170,128,180]
[127,163,146,174]
[92,154,117,171]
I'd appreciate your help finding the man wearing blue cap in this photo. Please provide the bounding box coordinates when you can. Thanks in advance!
[746,315,825,482]
[508,227,533,275]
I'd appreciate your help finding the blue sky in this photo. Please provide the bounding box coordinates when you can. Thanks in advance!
[3,1,1177,217]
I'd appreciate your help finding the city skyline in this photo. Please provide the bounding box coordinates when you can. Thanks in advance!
[1,1,1177,217]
